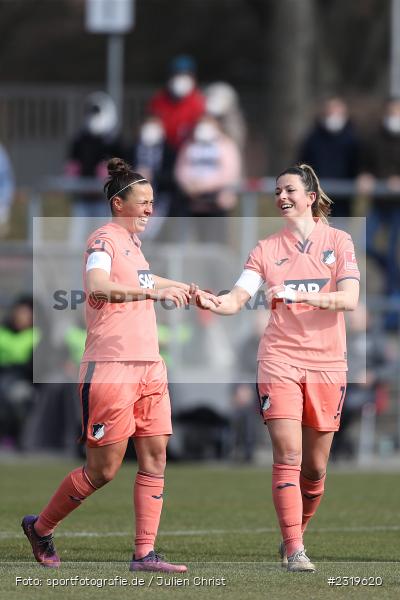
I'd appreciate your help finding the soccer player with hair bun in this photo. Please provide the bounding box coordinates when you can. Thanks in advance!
[197,163,360,572]
[22,157,219,572]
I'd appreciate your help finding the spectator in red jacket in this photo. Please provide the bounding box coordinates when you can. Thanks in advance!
[147,55,205,152]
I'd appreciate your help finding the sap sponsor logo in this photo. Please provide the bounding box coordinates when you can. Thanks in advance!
[321,249,336,265]
[137,270,155,289]
[284,278,329,293]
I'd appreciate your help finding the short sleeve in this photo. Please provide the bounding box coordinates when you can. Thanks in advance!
[86,232,115,261]
[244,242,266,279]
[335,231,360,284]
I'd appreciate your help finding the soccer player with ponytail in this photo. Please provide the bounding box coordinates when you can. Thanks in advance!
[198,164,360,571]
[22,158,219,572]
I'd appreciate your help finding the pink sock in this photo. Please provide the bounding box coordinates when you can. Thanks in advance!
[134,471,164,559]
[34,466,98,537]
[272,463,303,556]
[300,472,326,533]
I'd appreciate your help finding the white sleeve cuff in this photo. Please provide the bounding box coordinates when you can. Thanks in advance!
[86,251,112,274]
[235,269,264,297]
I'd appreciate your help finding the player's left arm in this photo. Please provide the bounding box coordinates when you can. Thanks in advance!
[287,278,359,311]
[153,275,221,308]
[153,275,193,291]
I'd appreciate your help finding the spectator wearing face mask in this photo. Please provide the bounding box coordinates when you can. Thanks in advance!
[174,115,242,241]
[65,91,126,243]
[147,55,205,152]
[357,98,400,323]
[298,97,360,217]
[129,116,177,237]
[204,81,247,152]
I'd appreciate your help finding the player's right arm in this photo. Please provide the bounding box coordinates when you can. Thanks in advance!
[197,268,264,315]
[86,268,190,307]
[205,285,251,315]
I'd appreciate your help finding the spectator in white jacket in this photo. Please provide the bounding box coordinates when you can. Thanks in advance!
[174,115,242,241]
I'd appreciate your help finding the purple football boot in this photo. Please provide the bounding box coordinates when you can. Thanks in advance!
[21,515,60,568]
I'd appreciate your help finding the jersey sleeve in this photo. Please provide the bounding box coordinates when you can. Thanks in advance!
[86,232,116,261]
[335,231,360,284]
[244,242,267,279]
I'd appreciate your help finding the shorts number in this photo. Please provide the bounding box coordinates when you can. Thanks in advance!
[334,386,346,420]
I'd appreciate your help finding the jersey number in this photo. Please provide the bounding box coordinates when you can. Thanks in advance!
[334,386,346,420]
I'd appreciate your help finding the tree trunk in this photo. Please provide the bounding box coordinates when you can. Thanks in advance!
[263,0,316,173]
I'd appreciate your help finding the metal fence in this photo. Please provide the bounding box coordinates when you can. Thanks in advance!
[0,173,399,462]
[0,84,153,185]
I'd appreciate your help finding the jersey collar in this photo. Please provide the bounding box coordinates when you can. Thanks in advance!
[282,217,323,246]
[109,221,142,247]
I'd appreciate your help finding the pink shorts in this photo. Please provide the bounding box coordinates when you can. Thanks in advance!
[257,360,347,432]
[78,360,172,447]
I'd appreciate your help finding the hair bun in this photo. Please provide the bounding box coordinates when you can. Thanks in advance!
[107,157,131,178]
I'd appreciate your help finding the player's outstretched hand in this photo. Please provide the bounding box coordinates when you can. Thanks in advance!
[158,286,191,308]
[194,290,222,310]
[188,282,200,296]
[267,284,297,307]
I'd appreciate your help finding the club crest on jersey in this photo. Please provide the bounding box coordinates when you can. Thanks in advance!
[284,278,329,293]
[321,249,336,265]
[137,270,155,289]
[261,394,271,411]
[92,423,105,440]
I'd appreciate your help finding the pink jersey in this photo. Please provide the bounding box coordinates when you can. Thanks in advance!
[245,219,360,370]
[81,222,160,363]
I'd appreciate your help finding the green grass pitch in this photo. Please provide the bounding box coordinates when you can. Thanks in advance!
[0,460,399,599]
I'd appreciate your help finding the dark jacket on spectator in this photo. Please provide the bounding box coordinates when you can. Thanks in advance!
[299,122,359,179]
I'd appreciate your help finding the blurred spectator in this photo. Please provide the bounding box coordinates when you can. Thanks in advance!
[129,115,177,236]
[174,114,242,241]
[147,55,205,152]
[332,303,396,459]
[63,316,86,378]
[0,296,39,448]
[65,91,125,243]
[357,98,400,319]
[20,316,85,455]
[298,96,360,217]
[204,81,247,151]
[0,142,15,236]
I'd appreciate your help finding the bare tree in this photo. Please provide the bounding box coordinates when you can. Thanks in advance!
[260,0,316,172]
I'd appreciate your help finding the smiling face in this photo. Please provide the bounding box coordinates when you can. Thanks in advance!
[275,173,315,220]
[112,183,154,233]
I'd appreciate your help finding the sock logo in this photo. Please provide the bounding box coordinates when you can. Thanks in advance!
[151,494,163,500]
[92,423,105,440]
[277,483,296,489]
[303,493,321,500]
[69,495,84,503]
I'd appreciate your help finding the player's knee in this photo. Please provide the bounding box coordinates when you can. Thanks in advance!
[143,450,166,476]
[301,465,326,481]
[277,450,302,467]
[90,464,120,487]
